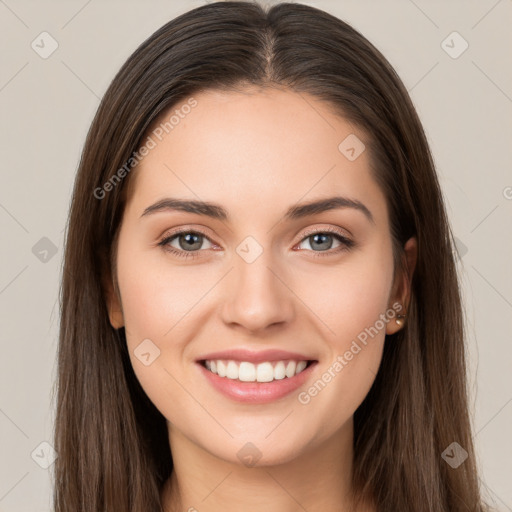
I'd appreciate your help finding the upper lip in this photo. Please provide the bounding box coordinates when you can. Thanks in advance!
[197,349,316,364]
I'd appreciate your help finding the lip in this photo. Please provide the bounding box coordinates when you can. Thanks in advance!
[196,359,318,404]
[196,348,312,364]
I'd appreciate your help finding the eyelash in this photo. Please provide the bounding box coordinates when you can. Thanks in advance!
[157,227,355,260]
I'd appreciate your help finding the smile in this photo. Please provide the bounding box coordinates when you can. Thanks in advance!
[197,358,318,404]
[202,359,312,382]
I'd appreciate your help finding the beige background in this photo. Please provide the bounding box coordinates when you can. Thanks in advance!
[0,0,511,510]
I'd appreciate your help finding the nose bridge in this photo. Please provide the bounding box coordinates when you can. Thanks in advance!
[221,240,294,332]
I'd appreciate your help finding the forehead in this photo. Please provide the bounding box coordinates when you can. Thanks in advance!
[124,87,388,227]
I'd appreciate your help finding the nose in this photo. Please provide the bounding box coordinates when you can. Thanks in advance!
[220,250,295,334]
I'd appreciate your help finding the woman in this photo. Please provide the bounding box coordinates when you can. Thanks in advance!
[53,2,491,511]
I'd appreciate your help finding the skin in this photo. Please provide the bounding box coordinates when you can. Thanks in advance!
[106,86,417,512]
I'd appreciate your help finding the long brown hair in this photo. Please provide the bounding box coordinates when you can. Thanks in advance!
[53,2,491,510]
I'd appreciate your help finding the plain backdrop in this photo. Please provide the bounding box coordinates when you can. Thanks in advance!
[0,0,511,510]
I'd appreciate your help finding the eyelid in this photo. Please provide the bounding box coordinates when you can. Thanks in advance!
[158,225,216,243]
[296,225,352,243]
[159,224,351,243]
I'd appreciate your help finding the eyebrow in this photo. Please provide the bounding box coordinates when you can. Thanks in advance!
[140,195,374,224]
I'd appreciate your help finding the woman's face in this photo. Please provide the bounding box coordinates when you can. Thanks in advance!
[107,87,413,466]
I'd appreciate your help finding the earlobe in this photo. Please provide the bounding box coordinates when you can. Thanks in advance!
[104,274,124,329]
[386,236,417,335]
[386,309,405,335]
[108,302,124,329]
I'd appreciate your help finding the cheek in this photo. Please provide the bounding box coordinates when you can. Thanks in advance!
[295,237,395,349]
[115,247,206,421]
[294,239,395,429]
[116,244,213,342]
[115,246,222,407]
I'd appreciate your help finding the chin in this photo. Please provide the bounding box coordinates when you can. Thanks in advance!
[210,437,309,469]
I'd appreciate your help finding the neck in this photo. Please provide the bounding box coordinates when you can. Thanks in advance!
[160,418,372,512]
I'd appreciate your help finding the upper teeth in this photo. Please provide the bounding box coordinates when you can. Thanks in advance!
[204,360,308,382]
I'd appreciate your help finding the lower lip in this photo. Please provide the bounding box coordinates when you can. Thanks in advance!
[197,361,317,404]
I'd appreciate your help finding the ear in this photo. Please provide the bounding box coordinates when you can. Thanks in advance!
[386,236,417,335]
[103,271,124,329]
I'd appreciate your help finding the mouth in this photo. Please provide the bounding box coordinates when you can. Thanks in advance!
[199,358,317,383]
[196,357,318,404]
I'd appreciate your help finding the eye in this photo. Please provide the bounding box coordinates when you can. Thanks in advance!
[158,229,215,260]
[295,228,355,257]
